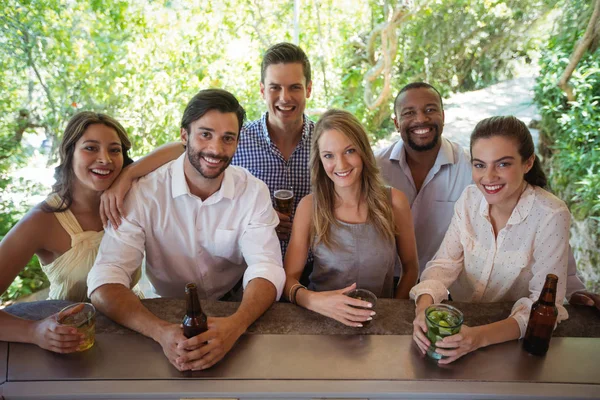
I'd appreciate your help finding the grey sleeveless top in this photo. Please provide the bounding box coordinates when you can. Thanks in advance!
[308,219,398,298]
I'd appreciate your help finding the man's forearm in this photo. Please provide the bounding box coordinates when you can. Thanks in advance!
[90,283,169,342]
[231,278,277,331]
[124,142,184,180]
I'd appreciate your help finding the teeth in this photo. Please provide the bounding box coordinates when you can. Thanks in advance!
[278,106,293,111]
[412,128,430,134]
[203,156,221,164]
[484,184,503,191]
[335,170,351,177]
[91,169,110,175]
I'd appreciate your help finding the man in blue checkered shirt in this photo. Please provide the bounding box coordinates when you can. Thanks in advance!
[231,43,315,260]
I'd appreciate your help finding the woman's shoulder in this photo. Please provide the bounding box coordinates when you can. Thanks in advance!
[297,193,314,211]
[533,186,568,210]
[28,201,59,223]
[532,186,569,213]
[389,187,410,211]
[8,202,60,242]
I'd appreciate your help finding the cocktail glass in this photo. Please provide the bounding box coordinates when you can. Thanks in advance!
[424,303,463,361]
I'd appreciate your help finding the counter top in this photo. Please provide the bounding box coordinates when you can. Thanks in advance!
[5,298,600,336]
[2,299,600,399]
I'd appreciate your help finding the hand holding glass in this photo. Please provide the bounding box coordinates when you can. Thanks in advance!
[424,304,463,360]
[57,302,96,352]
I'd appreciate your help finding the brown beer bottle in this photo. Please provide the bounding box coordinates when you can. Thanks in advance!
[183,283,208,338]
[523,274,559,356]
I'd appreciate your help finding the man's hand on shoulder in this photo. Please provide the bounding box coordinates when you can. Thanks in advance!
[569,290,600,310]
[175,316,246,371]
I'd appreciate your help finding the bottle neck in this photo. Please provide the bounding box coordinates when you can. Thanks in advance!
[539,276,558,305]
[185,288,202,316]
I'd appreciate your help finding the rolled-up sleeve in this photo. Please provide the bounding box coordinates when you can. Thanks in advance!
[509,207,571,338]
[240,181,285,300]
[410,200,465,304]
[87,188,146,297]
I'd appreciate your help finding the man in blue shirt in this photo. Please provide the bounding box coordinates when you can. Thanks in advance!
[231,42,315,259]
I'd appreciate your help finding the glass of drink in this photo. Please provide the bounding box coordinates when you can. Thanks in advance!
[346,288,377,327]
[274,189,294,215]
[57,302,96,352]
[424,304,463,361]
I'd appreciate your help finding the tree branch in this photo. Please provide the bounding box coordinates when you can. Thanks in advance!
[22,30,57,113]
[247,0,270,49]
[558,0,600,101]
[363,6,409,110]
[313,0,329,101]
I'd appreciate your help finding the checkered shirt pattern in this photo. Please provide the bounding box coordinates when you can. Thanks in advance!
[232,112,314,258]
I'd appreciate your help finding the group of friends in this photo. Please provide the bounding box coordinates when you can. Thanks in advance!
[1,42,599,370]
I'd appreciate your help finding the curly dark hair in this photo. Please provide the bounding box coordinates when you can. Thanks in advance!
[44,112,134,212]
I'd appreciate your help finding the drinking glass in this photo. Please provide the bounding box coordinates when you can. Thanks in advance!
[346,288,377,327]
[424,303,463,360]
[57,302,96,352]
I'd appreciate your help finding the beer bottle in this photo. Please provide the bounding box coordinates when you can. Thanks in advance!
[523,274,559,356]
[183,282,208,338]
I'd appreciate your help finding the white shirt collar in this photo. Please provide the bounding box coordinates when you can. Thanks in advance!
[390,137,456,168]
[479,183,536,225]
[170,153,235,201]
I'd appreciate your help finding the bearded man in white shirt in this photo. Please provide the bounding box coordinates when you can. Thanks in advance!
[87,89,286,371]
[376,82,599,309]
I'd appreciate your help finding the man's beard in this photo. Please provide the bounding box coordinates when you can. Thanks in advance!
[187,146,231,180]
[406,125,441,152]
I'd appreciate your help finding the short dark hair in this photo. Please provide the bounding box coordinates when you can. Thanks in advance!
[394,82,444,115]
[181,89,246,134]
[470,115,547,188]
[261,42,311,84]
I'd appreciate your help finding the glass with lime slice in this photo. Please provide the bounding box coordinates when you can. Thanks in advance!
[424,304,463,361]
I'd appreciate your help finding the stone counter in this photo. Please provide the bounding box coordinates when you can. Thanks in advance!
[5,298,600,337]
[3,299,600,399]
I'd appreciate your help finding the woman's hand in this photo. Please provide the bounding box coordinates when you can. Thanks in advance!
[412,294,434,354]
[308,283,375,327]
[31,313,84,354]
[432,325,483,364]
[412,305,430,354]
[100,171,133,228]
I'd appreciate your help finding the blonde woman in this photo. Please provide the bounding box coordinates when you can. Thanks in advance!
[284,109,419,327]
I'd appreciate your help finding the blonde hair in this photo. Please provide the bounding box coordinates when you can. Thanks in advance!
[310,109,396,249]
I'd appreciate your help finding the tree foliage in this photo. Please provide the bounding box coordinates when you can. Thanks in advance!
[534,0,600,221]
[0,0,578,301]
[332,0,560,137]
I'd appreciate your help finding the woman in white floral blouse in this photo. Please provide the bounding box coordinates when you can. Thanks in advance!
[410,115,571,364]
